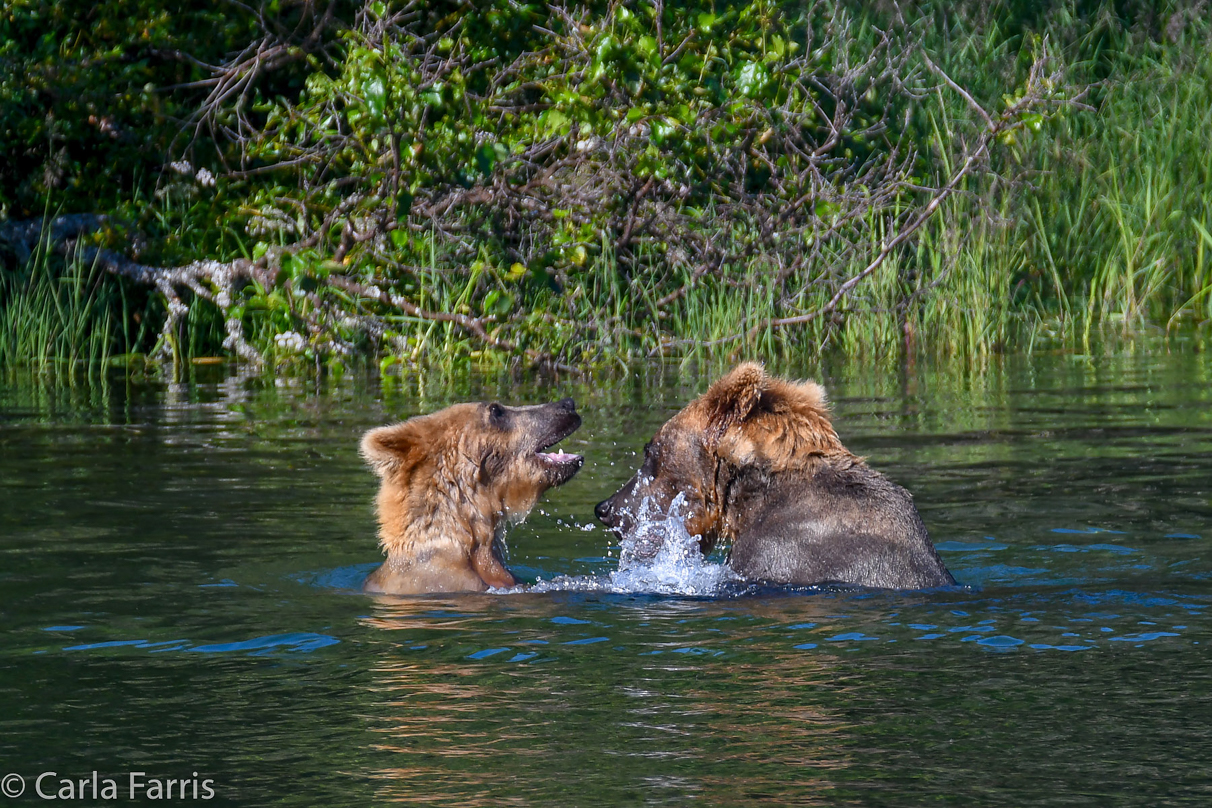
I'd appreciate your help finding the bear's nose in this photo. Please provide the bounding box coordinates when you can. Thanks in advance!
[557,397,576,412]
[594,499,611,522]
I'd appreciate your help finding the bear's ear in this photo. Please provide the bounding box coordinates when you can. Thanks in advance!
[778,378,830,416]
[360,422,423,477]
[700,362,767,445]
[715,375,844,470]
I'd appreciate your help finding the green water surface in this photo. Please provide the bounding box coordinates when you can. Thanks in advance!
[2,353,1210,806]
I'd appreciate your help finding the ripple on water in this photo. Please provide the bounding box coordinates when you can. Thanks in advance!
[58,632,340,656]
[7,355,1212,807]
[291,563,380,591]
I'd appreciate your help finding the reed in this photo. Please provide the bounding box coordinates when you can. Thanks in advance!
[657,32,1212,365]
[3,2,1210,371]
[0,245,139,376]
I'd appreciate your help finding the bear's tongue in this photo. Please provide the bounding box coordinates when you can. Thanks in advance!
[537,449,578,463]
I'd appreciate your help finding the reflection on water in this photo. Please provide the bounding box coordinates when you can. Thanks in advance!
[2,351,1211,805]
[360,595,847,805]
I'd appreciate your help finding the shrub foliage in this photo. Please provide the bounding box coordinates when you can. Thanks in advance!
[1,1,1209,368]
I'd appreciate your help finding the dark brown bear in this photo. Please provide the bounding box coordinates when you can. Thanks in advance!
[361,398,583,594]
[595,363,954,589]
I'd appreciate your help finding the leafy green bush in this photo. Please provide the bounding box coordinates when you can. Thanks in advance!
[2,1,1210,369]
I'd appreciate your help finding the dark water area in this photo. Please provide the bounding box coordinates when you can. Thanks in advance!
[2,353,1211,806]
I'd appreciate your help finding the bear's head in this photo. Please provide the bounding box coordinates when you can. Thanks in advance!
[594,363,844,556]
[362,398,583,556]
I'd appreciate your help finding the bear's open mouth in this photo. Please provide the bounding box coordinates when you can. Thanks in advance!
[534,418,583,472]
[536,448,581,465]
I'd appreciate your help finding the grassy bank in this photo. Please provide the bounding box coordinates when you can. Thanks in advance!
[0,247,134,375]
[1,1,1210,373]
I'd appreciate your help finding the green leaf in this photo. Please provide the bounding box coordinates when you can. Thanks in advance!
[364,77,386,117]
[651,117,677,145]
[735,62,769,97]
[483,289,513,315]
[280,253,299,278]
[595,33,617,62]
[475,143,499,174]
[543,110,570,135]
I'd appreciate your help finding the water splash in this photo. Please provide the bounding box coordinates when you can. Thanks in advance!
[513,494,737,596]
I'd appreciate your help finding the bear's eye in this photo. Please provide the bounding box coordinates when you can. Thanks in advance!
[642,442,658,472]
[488,402,506,425]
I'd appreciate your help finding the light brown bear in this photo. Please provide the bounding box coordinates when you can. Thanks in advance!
[595,363,955,589]
[361,398,583,594]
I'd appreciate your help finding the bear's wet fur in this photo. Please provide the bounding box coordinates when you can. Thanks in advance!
[595,363,955,589]
[361,398,583,594]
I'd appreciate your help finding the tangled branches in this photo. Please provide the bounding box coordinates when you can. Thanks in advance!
[2,1,1077,367]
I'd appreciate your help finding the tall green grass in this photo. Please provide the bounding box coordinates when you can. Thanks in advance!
[656,35,1212,366]
[1049,57,1212,334]
[0,246,142,376]
[439,23,1212,369]
[5,3,1212,372]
